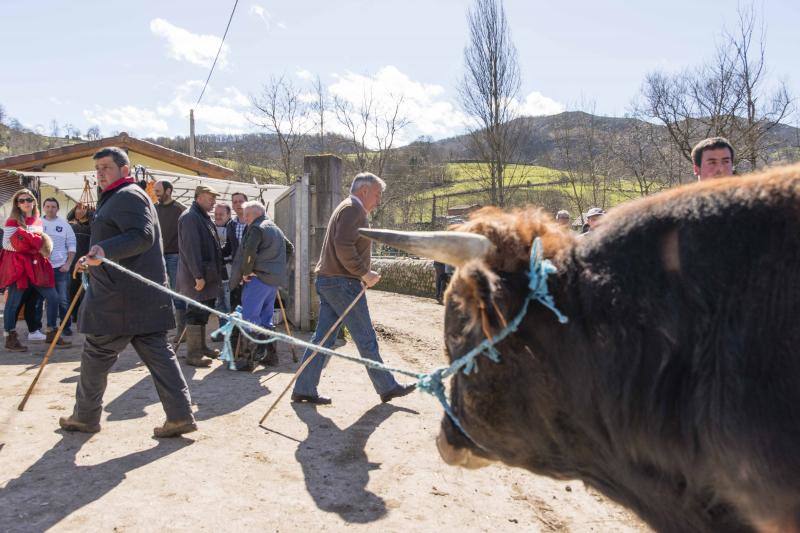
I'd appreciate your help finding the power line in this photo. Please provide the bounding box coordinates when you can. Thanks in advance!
[196,0,239,107]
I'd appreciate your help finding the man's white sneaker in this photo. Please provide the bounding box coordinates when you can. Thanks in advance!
[28,330,46,341]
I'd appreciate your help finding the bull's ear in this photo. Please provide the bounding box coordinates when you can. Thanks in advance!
[449,262,506,336]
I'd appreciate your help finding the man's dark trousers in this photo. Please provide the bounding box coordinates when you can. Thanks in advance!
[74,332,193,425]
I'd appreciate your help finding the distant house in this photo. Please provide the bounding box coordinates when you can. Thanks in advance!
[0,131,234,178]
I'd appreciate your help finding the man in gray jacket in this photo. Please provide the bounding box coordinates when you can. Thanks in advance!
[230,201,290,369]
[177,185,224,367]
[60,147,195,438]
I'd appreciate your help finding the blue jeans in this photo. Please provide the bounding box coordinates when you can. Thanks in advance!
[54,268,70,324]
[164,254,185,311]
[293,276,398,397]
[241,278,276,331]
[4,283,59,333]
[216,280,231,326]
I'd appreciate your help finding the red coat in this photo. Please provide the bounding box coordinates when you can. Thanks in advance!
[0,217,55,289]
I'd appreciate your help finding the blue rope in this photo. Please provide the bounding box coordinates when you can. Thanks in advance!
[88,238,567,442]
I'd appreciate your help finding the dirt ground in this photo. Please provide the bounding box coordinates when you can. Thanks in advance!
[0,290,648,532]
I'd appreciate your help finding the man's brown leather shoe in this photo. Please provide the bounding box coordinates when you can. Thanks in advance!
[59,416,100,433]
[153,419,198,438]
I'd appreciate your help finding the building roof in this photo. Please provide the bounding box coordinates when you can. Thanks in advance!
[0,132,234,179]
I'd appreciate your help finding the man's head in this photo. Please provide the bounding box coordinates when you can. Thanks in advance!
[194,185,219,213]
[585,207,605,230]
[93,147,130,190]
[154,180,174,203]
[555,210,570,227]
[692,137,735,181]
[231,192,247,218]
[350,172,386,214]
[43,197,59,219]
[214,202,232,226]
[242,200,266,225]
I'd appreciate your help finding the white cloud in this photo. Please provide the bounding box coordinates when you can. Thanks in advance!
[158,80,252,134]
[296,69,313,81]
[150,18,228,69]
[83,105,170,137]
[327,66,469,145]
[250,5,287,30]
[518,91,564,117]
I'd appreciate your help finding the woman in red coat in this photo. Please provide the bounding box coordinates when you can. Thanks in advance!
[1,188,61,352]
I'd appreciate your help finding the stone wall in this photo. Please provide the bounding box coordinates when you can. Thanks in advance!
[371,257,436,298]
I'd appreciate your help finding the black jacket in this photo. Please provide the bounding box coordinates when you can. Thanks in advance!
[177,201,223,302]
[78,182,174,335]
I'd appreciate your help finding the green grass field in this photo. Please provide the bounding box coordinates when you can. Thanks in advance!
[209,158,282,182]
[385,162,647,227]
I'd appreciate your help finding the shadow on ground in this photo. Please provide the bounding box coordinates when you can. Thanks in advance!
[293,402,417,523]
[104,346,298,423]
[0,432,191,532]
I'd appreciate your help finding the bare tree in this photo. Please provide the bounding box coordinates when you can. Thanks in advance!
[638,4,793,172]
[49,119,60,138]
[0,104,6,126]
[86,125,101,140]
[251,75,314,185]
[458,0,523,207]
[609,118,685,199]
[332,89,409,178]
[548,109,614,220]
[311,75,327,153]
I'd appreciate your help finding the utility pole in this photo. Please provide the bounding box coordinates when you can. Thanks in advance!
[189,109,196,157]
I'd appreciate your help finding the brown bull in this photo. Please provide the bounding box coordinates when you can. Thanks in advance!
[361,163,800,533]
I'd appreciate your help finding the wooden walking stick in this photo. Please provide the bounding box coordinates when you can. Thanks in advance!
[172,326,187,354]
[18,284,84,411]
[259,285,367,425]
[276,292,298,362]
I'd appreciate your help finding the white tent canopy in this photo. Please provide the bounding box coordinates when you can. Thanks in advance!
[22,169,288,218]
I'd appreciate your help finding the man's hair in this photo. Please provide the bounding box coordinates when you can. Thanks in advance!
[691,137,735,167]
[350,172,386,194]
[242,200,266,217]
[157,180,173,193]
[92,146,130,168]
[555,209,570,219]
[43,197,59,209]
[215,202,232,215]
[231,192,248,202]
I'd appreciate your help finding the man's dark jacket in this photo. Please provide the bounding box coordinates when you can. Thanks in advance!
[176,201,223,302]
[78,182,174,335]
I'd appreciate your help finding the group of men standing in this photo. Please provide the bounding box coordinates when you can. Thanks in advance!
[152,178,289,371]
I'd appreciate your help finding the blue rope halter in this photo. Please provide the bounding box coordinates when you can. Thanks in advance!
[417,237,568,444]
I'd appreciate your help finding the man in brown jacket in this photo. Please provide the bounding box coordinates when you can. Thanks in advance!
[292,172,415,405]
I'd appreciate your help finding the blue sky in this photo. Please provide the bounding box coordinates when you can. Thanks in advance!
[1,0,798,144]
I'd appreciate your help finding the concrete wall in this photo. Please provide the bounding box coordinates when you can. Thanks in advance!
[273,155,342,330]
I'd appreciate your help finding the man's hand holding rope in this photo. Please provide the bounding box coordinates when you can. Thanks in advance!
[75,244,106,275]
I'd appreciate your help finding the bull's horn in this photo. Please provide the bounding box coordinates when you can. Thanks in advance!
[359,228,494,267]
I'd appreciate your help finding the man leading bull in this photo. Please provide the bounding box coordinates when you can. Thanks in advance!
[292,172,415,405]
[59,147,195,438]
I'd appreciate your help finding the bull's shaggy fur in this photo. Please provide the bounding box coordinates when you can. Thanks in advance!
[442,163,800,532]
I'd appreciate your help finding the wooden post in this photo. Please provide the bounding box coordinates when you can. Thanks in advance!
[295,173,310,330]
